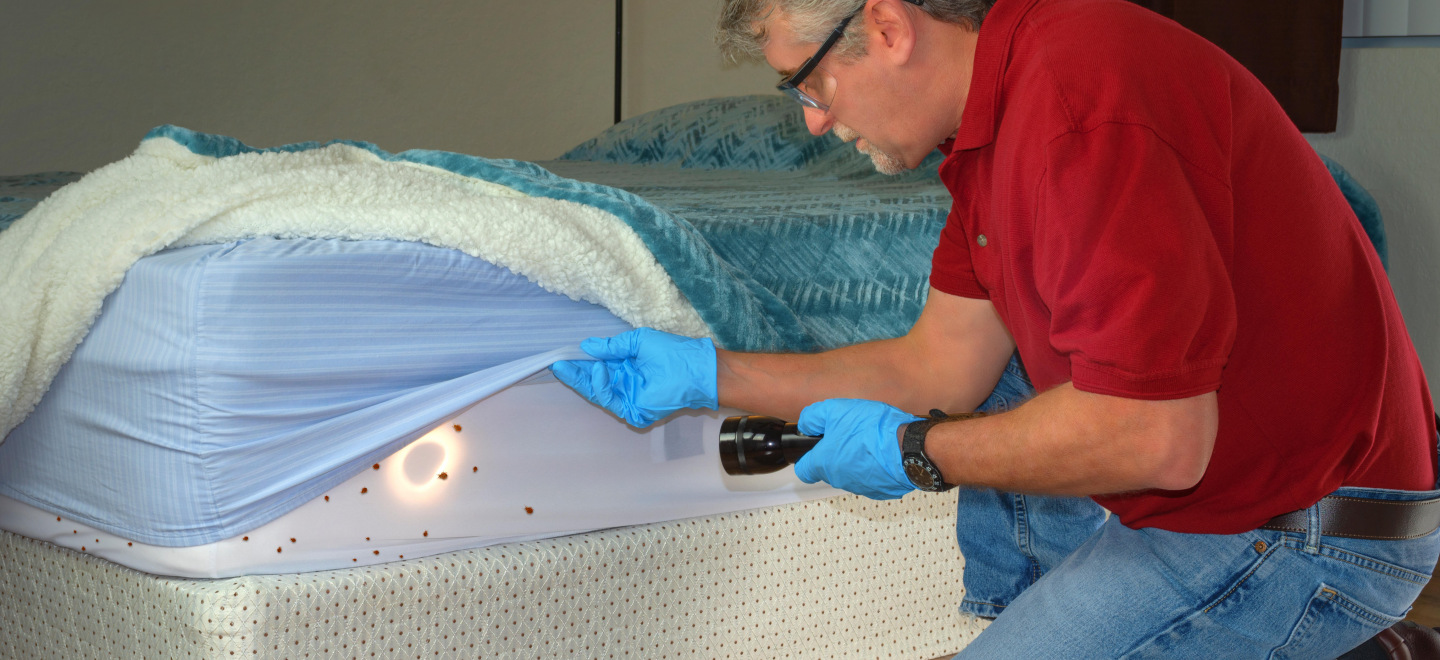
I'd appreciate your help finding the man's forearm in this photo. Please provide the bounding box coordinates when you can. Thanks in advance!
[720,337,933,420]
[716,288,1017,421]
[921,384,1218,496]
[717,332,1014,421]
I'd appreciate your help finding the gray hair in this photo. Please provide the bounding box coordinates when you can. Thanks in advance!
[716,0,994,64]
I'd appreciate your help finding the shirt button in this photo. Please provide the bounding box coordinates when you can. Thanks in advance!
[977,234,988,247]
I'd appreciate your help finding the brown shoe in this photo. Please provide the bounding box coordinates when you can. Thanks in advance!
[1337,621,1440,660]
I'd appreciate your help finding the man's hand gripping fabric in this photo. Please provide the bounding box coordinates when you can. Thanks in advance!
[794,399,923,500]
[551,328,719,428]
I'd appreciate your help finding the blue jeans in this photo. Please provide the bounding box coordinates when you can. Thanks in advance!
[963,355,1109,619]
[956,485,1440,658]
[960,357,1440,655]
[952,487,1107,618]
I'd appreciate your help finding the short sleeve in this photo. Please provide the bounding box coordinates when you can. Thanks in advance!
[1035,123,1235,399]
[930,204,989,299]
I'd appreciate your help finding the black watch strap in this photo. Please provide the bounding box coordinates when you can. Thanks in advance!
[901,409,985,492]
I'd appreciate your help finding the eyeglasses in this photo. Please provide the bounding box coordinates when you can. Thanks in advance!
[776,0,923,112]
[776,7,861,112]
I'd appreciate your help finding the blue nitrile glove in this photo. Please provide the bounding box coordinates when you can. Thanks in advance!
[793,399,923,500]
[550,328,718,428]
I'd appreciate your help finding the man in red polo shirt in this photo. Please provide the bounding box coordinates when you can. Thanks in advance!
[554,0,1440,655]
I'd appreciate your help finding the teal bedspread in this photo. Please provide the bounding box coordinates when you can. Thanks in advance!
[1,95,1388,354]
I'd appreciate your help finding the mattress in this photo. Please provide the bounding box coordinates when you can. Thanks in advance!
[0,380,833,578]
[0,236,846,576]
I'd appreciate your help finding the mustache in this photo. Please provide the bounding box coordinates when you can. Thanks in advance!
[830,122,910,176]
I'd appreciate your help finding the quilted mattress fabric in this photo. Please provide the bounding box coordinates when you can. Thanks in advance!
[0,491,988,659]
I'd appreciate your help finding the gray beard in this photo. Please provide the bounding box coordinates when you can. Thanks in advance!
[833,123,911,175]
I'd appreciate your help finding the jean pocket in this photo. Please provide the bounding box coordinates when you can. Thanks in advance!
[1269,583,1404,660]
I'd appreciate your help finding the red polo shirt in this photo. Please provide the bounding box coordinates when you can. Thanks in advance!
[931,0,1436,533]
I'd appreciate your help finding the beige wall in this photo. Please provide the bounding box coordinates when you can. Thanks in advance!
[0,1,774,173]
[1306,47,1440,399]
[622,1,776,120]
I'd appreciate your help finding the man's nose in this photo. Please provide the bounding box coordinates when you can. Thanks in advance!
[803,106,836,136]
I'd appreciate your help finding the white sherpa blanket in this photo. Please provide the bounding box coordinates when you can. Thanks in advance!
[0,136,709,441]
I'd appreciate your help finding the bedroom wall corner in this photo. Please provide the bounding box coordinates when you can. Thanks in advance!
[1306,47,1440,406]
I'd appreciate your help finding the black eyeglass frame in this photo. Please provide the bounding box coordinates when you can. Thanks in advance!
[776,9,859,109]
[775,0,924,110]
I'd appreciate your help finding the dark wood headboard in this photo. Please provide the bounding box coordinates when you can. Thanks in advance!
[1127,0,1343,133]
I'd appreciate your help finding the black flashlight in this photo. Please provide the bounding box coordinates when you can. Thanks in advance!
[719,409,985,476]
[718,415,821,475]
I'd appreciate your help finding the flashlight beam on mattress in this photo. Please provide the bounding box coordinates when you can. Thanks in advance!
[386,424,461,501]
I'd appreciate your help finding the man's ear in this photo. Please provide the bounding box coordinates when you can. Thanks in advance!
[865,0,918,66]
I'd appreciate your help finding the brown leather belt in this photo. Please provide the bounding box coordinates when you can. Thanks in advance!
[1260,494,1440,540]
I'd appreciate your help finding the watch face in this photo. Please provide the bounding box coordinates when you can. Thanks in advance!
[903,457,936,489]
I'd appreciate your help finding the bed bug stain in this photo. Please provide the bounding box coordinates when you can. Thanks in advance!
[324,496,329,502]
[290,538,296,543]
[243,536,249,541]
[525,507,534,515]
[438,472,448,480]
[423,531,429,537]
[373,550,380,556]
[128,542,133,547]
[472,466,478,473]
[361,487,368,494]
[453,424,462,432]
[276,547,282,553]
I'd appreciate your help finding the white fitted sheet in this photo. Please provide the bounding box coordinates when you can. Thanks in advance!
[0,376,839,578]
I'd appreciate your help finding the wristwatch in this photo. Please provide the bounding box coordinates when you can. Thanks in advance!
[901,409,985,492]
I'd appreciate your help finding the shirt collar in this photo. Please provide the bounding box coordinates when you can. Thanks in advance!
[950,0,1044,152]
